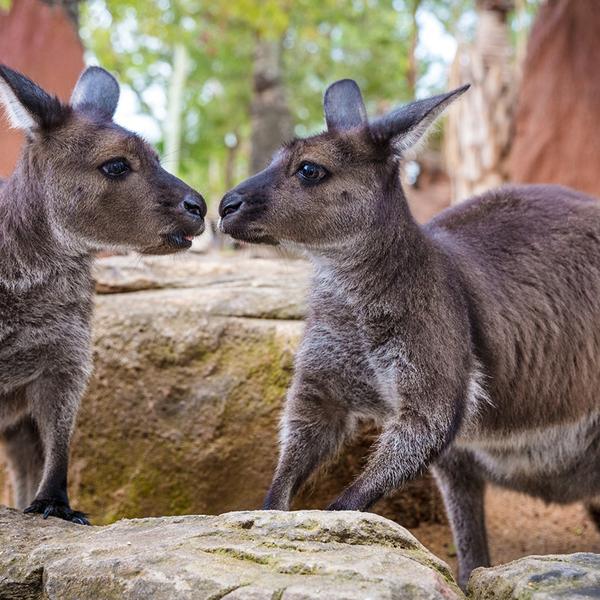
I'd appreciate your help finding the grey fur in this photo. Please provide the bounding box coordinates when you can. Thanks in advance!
[70,66,120,119]
[371,84,470,153]
[324,79,368,131]
[219,78,600,588]
[0,65,206,524]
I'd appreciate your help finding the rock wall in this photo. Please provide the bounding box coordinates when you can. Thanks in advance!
[509,0,600,197]
[0,255,445,527]
[0,0,84,177]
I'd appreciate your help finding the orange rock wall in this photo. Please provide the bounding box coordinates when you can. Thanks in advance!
[509,0,600,197]
[0,0,84,177]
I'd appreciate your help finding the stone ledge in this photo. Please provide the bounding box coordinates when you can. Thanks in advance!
[468,553,600,600]
[0,507,461,600]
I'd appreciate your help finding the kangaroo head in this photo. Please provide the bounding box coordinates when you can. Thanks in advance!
[219,79,468,250]
[0,65,206,254]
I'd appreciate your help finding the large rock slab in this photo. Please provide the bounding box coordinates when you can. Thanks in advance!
[0,507,462,600]
[1,254,445,526]
[92,254,310,322]
[468,553,600,599]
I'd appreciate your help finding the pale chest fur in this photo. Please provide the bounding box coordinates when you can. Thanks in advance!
[456,411,600,501]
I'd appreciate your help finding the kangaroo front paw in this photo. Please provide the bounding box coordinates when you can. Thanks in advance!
[326,486,372,511]
[24,499,89,525]
[326,499,353,511]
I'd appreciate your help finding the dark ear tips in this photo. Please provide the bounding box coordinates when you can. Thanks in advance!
[0,64,69,131]
[324,79,362,107]
[449,83,471,99]
[324,78,368,131]
[369,82,470,154]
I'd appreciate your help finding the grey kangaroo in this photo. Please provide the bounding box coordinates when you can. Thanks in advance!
[219,78,600,587]
[0,65,206,524]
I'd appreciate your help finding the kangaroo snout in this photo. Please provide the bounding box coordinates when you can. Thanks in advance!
[217,187,277,245]
[158,191,207,252]
[219,191,244,218]
[181,193,207,220]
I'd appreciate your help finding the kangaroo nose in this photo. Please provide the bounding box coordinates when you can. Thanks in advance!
[219,192,244,218]
[181,194,207,219]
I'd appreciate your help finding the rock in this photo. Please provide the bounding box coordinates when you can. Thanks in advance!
[1,254,445,527]
[0,0,84,177]
[0,507,462,600]
[468,553,600,600]
[92,254,310,322]
[509,0,600,198]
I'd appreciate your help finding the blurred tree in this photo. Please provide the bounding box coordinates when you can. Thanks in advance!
[207,1,293,174]
[445,0,517,202]
[249,37,292,173]
[80,0,424,206]
[163,43,189,177]
[406,0,422,96]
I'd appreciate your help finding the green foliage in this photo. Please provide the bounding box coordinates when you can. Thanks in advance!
[0,0,12,11]
[81,0,425,204]
[80,0,538,206]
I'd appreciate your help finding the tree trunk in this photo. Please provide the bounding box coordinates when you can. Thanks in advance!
[445,0,516,203]
[406,0,421,97]
[163,43,190,177]
[224,131,241,192]
[509,0,600,198]
[0,0,84,177]
[249,37,293,175]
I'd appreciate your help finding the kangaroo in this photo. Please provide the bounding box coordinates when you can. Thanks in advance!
[218,78,600,587]
[0,65,206,524]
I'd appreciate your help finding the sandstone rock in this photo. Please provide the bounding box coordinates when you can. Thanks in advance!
[0,0,84,177]
[0,507,462,600]
[92,254,310,321]
[509,0,600,198]
[468,553,600,600]
[1,254,445,527]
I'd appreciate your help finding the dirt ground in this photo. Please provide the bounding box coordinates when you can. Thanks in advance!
[411,484,600,576]
[405,178,453,223]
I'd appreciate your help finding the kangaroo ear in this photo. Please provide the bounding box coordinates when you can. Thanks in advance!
[370,84,470,154]
[324,79,368,132]
[0,64,69,132]
[71,66,120,119]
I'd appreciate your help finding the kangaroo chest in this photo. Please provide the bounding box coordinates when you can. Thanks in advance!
[0,271,93,393]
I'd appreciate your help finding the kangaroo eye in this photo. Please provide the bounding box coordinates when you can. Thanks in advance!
[100,158,130,178]
[297,162,328,183]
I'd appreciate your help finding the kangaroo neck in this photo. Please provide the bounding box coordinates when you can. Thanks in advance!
[311,180,437,311]
[0,156,91,287]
